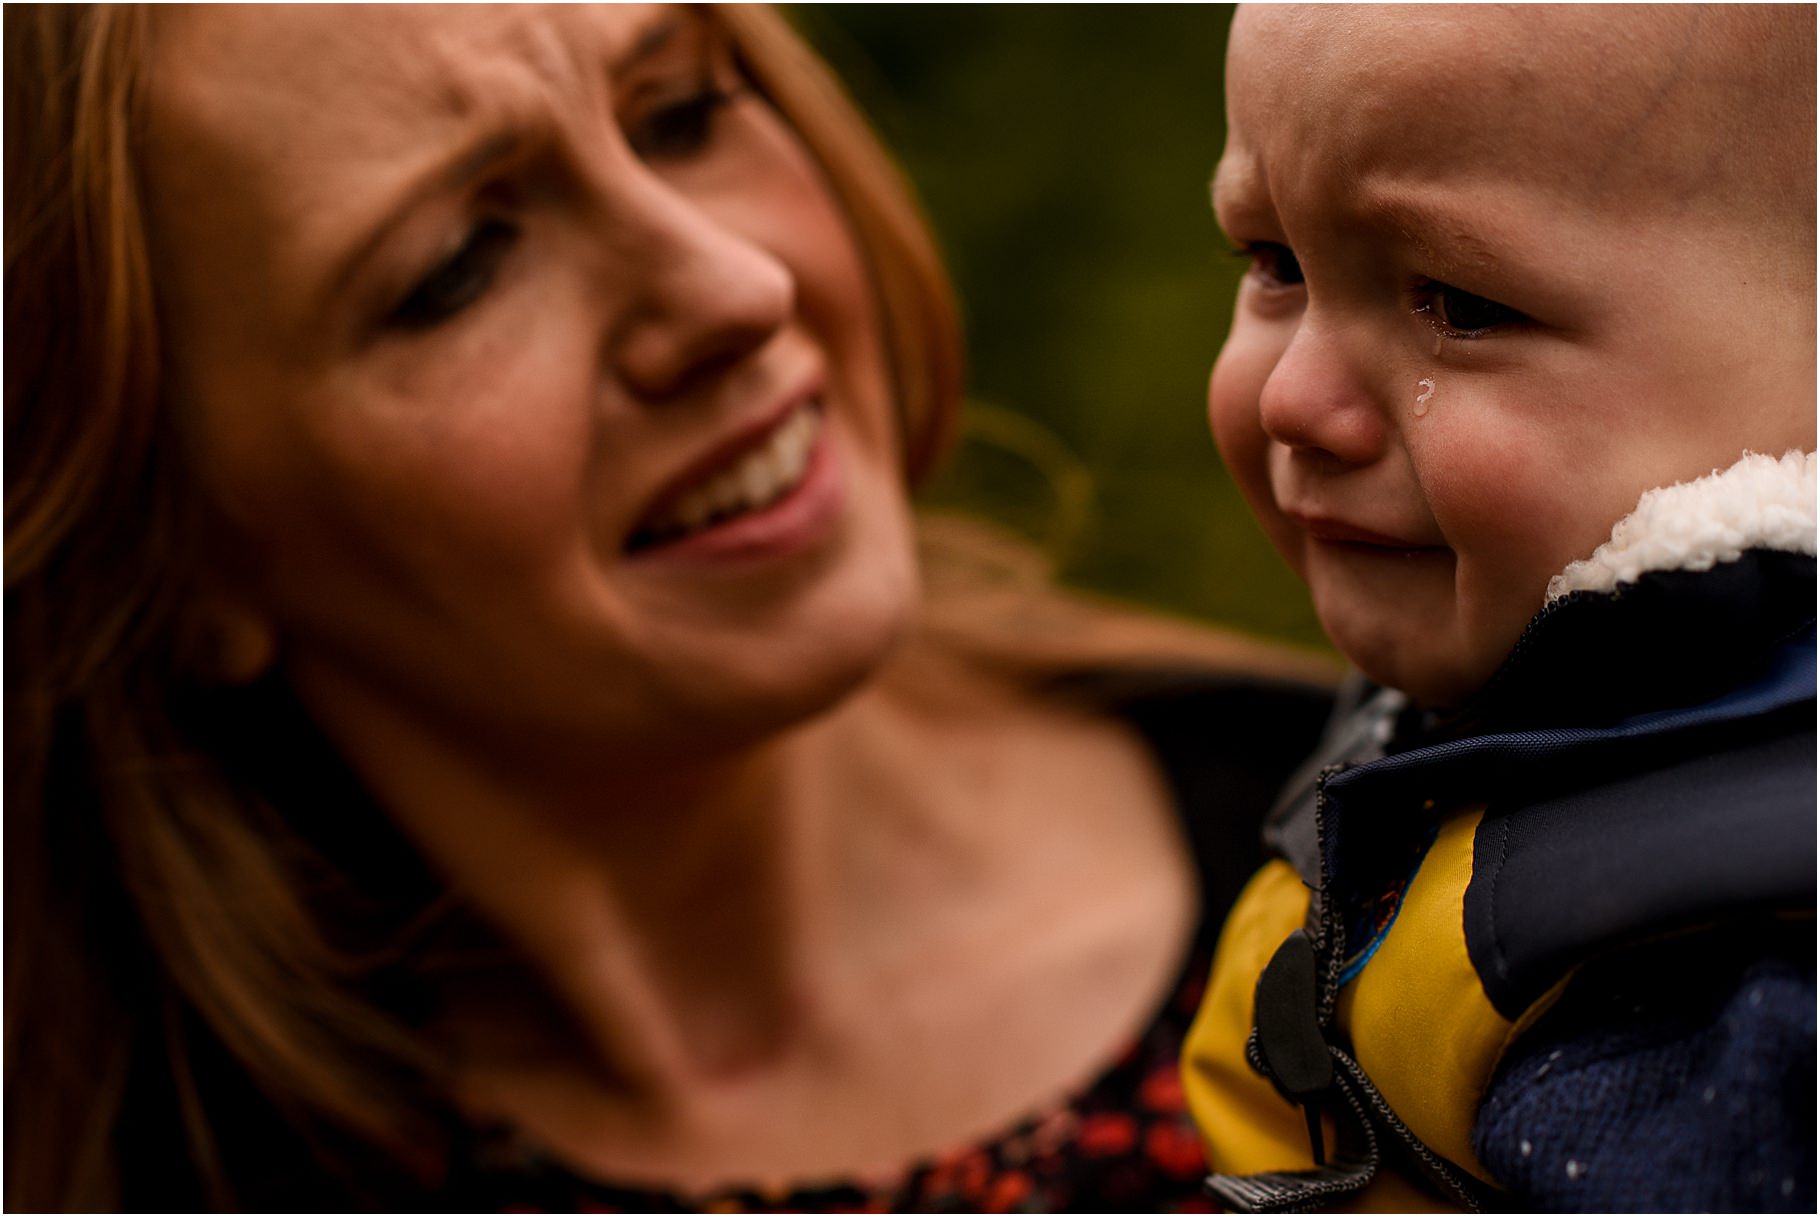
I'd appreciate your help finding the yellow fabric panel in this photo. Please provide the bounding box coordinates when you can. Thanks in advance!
[1183,860,1319,1176]
[1337,807,1510,1185]
[1182,859,1464,1212]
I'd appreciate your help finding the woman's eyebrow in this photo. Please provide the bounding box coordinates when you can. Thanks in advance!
[316,10,687,317]
[318,127,525,315]
[620,12,684,69]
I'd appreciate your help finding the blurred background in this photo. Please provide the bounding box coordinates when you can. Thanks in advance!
[792,5,1328,652]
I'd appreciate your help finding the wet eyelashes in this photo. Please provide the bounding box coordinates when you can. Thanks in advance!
[1412,279,1527,337]
[1235,241,1304,289]
[1228,240,1525,339]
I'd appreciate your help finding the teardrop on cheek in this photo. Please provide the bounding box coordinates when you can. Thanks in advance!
[1413,376,1436,417]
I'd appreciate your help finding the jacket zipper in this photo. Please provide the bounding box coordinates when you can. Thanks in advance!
[1205,769,1494,1213]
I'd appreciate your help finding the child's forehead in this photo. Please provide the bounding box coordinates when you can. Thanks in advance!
[1230,6,1694,106]
[1221,6,1778,224]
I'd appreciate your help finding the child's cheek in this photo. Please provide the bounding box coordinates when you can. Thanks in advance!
[1409,405,1581,615]
[1209,334,1301,560]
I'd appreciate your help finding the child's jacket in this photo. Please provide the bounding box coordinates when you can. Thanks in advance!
[1183,451,1817,1212]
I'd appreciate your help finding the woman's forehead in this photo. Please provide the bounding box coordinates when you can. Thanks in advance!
[147,4,683,165]
[141,3,700,332]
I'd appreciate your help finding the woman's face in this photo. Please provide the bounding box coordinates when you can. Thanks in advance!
[148,5,918,769]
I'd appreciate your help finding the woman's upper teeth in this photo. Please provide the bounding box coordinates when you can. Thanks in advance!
[642,403,821,541]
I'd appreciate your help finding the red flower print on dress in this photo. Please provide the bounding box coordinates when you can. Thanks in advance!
[1077,1112,1139,1156]
[1139,1064,1187,1112]
[1143,1122,1207,1178]
[983,1170,1034,1212]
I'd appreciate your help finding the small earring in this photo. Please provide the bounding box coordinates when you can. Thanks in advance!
[189,598,277,684]
[211,613,277,683]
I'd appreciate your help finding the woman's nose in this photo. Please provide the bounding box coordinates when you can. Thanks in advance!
[1255,319,1387,468]
[609,187,796,402]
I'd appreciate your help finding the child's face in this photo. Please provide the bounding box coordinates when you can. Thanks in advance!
[1209,6,1815,708]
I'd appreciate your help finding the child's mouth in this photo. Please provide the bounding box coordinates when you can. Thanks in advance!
[1287,512,1439,554]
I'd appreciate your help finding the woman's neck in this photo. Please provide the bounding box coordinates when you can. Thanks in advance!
[297,652,986,1098]
[289,641,1202,1190]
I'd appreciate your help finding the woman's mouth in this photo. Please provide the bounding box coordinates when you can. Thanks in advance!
[626,400,831,555]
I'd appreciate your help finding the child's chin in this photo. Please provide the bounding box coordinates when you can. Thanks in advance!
[1340,641,1498,714]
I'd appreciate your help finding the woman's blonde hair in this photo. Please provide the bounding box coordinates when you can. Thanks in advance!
[3,5,962,1208]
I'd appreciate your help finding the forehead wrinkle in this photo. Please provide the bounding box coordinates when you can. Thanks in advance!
[338,6,689,209]
[150,12,561,227]
[369,4,676,133]
[1246,3,1797,232]
[391,11,619,178]
[1238,7,1663,186]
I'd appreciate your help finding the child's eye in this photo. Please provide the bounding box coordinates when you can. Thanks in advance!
[1415,280,1527,337]
[628,86,740,162]
[389,219,520,331]
[1238,241,1305,289]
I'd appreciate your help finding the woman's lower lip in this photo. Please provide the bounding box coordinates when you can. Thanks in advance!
[624,424,844,566]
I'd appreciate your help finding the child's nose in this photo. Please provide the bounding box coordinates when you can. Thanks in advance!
[1256,321,1387,468]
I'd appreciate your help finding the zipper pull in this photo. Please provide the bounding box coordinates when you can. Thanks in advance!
[1253,929,1333,1164]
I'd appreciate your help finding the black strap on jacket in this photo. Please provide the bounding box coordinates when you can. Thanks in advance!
[1203,930,1498,1213]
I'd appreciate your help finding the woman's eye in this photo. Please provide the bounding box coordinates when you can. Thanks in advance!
[390,220,519,330]
[628,86,737,161]
[1421,282,1527,335]
[1240,241,1304,289]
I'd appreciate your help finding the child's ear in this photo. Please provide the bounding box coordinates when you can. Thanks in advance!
[183,590,278,685]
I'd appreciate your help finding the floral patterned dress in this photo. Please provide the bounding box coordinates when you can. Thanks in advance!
[460,944,1220,1214]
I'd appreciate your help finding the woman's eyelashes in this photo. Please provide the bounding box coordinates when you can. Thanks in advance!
[1413,279,1528,337]
[628,82,741,162]
[389,218,520,331]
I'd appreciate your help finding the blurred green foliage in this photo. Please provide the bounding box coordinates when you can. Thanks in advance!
[792,5,1328,651]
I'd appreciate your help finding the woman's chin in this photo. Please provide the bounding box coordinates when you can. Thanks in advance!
[735,597,916,730]
[634,565,921,758]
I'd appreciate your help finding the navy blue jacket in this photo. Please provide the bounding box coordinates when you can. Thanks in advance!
[1219,544,1816,1212]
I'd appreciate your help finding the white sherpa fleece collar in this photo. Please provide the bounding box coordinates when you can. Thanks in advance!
[1546,449,1817,603]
